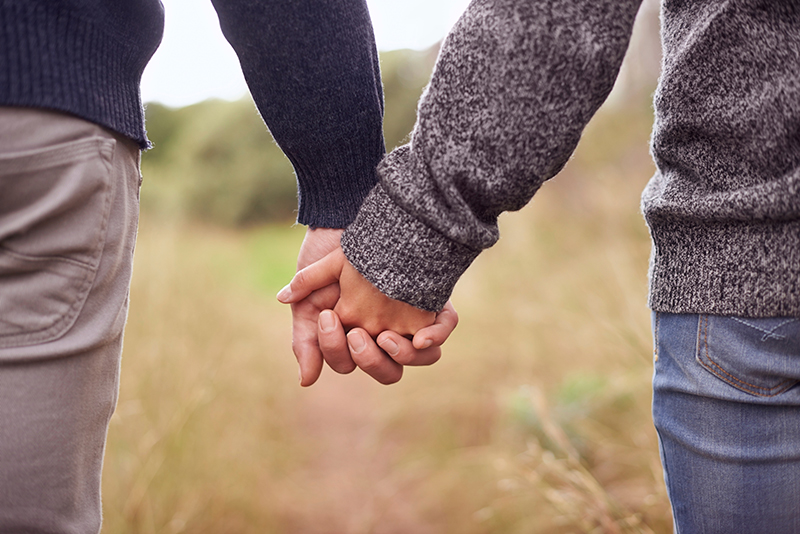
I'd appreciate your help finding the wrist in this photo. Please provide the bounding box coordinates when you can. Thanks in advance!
[341,184,479,312]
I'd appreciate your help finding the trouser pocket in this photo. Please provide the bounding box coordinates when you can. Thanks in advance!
[0,136,116,348]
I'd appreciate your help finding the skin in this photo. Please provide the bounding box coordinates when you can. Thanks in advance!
[284,228,458,386]
[288,228,345,386]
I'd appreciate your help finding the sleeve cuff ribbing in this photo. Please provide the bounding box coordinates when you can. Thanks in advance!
[291,123,383,228]
[341,184,480,312]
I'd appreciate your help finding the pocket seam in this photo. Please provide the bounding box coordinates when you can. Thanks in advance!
[0,254,96,343]
[0,137,111,174]
[697,314,796,397]
[0,244,96,270]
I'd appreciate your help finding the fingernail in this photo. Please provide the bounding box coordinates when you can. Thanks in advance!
[419,338,433,349]
[379,338,399,356]
[298,368,303,384]
[348,331,366,353]
[319,310,336,332]
[276,284,292,302]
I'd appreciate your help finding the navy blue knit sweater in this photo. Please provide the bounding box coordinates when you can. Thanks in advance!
[0,0,384,228]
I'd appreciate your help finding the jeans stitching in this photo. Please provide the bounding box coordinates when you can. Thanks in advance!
[654,311,660,361]
[699,315,795,397]
[730,317,797,341]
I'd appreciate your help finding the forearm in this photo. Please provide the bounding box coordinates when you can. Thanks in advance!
[210,0,385,228]
[343,0,643,311]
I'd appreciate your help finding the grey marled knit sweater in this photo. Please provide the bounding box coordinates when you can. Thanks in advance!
[341,0,800,317]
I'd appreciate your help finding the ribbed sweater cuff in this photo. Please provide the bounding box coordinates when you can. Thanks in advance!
[291,129,383,229]
[290,143,383,228]
[341,184,480,312]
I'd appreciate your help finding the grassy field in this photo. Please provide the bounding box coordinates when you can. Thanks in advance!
[101,102,673,534]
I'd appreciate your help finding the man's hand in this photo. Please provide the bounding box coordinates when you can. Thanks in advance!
[289,228,345,386]
[279,245,457,385]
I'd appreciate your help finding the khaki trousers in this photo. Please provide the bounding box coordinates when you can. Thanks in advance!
[0,107,140,533]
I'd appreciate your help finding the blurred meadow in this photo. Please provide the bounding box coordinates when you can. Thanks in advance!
[102,7,672,533]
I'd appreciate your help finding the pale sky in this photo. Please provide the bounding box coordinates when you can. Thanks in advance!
[141,0,471,107]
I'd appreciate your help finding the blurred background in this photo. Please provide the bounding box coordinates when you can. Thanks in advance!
[103,0,670,532]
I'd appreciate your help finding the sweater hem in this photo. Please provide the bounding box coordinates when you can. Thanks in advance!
[647,219,800,317]
[0,2,162,149]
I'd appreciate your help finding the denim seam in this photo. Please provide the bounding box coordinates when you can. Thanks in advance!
[654,311,660,361]
[698,314,796,397]
[730,317,797,341]
[654,430,680,534]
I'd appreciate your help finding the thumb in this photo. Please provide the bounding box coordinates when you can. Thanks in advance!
[277,248,345,303]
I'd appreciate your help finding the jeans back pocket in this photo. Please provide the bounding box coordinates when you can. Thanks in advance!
[696,314,800,397]
[0,137,115,349]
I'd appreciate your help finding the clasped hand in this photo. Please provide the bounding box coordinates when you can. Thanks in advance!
[277,228,457,386]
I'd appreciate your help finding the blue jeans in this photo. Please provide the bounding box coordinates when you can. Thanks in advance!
[652,312,800,534]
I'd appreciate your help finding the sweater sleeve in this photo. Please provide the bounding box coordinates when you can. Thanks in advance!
[341,0,643,311]
[210,0,385,228]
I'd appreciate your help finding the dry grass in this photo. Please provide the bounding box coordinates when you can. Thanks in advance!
[101,103,673,533]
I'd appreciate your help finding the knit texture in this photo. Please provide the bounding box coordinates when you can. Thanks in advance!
[342,181,480,311]
[344,0,642,311]
[344,0,800,316]
[2,0,384,228]
[644,1,800,316]
[211,0,385,228]
[0,0,164,149]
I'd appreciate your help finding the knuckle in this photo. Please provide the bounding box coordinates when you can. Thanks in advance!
[357,357,379,373]
[334,303,356,327]
[353,351,381,373]
[362,322,383,339]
